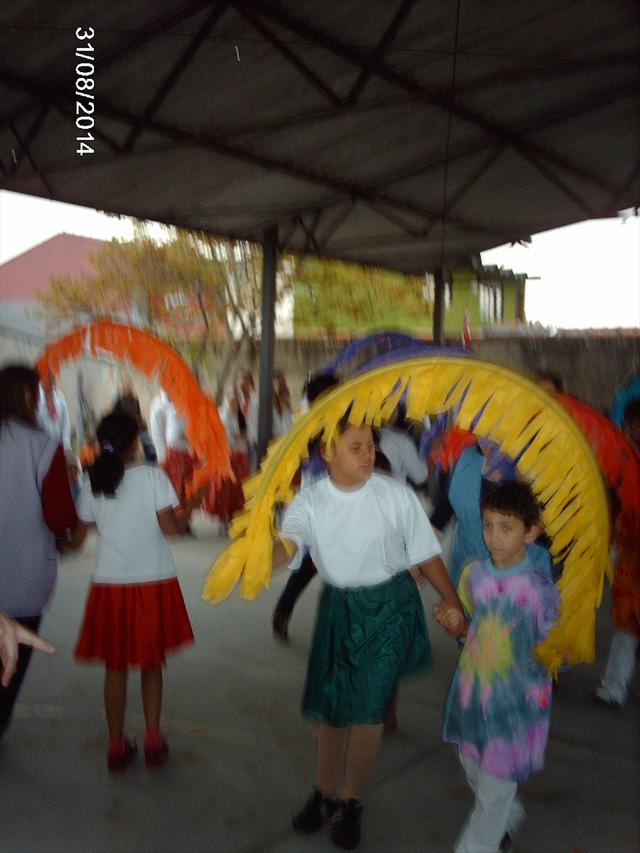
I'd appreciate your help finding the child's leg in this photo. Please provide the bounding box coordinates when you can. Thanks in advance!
[597,630,639,705]
[455,751,521,853]
[141,668,168,768]
[341,723,384,801]
[383,688,399,733]
[141,668,163,732]
[316,723,350,798]
[104,669,128,741]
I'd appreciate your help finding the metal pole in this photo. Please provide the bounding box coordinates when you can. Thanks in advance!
[257,226,278,461]
[433,267,445,345]
[76,368,84,451]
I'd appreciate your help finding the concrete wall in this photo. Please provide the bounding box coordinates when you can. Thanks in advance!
[2,328,638,443]
[471,335,640,412]
[243,334,640,415]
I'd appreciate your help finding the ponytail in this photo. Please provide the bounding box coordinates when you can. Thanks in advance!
[88,412,139,497]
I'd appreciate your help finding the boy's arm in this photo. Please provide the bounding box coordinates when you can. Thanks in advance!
[157,506,191,537]
[416,555,458,604]
[416,555,466,637]
[272,535,298,569]
[67,519,92,550]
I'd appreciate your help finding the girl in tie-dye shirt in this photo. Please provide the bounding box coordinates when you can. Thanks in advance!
[440,481,559,853]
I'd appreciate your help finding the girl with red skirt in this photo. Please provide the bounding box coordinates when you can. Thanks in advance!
[204,393,250,525]
[71,412,195,773]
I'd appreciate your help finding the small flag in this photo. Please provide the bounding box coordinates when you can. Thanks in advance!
[462,311,471,349]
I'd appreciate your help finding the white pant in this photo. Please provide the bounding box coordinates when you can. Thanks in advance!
[598,631,639,704]
[455,752,525,853]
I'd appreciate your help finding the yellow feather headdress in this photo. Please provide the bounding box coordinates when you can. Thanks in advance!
[203,357,611,675]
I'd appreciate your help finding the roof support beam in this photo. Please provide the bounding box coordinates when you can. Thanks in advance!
[317,202,357,249]
[123,1,229,152]
[422,145,507,239]
[231,2,343,107]
[0,0,216,131]
[242,0,621,198]
[0,74,126,155]
[345,0,418,105]
[516,148,596,218]
[298,209,323,252]
[257,225,278,461]
[606,159,640,215]
[362,200,426,238]
[97,0,216,71]
[214,53,638,143]
[366,83,638,199]
[9,103,50,175]
[8,120,53,197]
[280,217,299,247]
[0,68,513,243]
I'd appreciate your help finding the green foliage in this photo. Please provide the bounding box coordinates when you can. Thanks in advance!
[293,258,431,338]
[37,223,295,343]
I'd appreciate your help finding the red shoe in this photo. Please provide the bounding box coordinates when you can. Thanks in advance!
[107,737,137,773]
[144,733,169,769]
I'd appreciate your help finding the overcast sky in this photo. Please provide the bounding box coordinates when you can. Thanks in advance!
[1,189,638,330]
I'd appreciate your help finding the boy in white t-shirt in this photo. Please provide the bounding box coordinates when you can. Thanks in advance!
[272,417,464,850]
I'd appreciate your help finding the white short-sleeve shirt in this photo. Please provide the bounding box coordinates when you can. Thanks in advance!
[280,473,441,588]
[379,427,428,485]
[77,465,179,584]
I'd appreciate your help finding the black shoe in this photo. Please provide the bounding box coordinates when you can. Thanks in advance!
[272,610,289,642]
[331,798,363,850]
[292,790,337,833]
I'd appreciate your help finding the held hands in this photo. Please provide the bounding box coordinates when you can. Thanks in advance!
[433,602,466,638]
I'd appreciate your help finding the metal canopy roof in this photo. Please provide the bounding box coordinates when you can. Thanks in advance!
[1,0,639,275]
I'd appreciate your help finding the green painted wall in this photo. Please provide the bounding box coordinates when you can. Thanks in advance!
[445,269,526,336]
[445,269,478,336]
[502,279,526,323]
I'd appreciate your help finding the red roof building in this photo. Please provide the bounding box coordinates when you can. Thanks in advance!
[0,233,105,300]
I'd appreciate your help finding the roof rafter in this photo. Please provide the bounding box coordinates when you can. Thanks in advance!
[9,102,50,175]
[345,0,418,105]
[607,159,640,213]
[0,67,517,243]
[242,0,621,200]
[362,198,426,238]
[123,1,229,152]
[213,52,638,143]
[317,202,358,249]
[296,209,323,252]
[423,145,507,239]
[0,0,216,133]
[516,147,596,218]
[8,119,53,196]
[230,1,343,107]
[368,82,638,201]
[0,83,125,155]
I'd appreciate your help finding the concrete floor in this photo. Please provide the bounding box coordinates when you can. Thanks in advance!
[1,513,638,853]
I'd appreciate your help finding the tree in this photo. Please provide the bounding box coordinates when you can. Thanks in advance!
[38,222,296,400]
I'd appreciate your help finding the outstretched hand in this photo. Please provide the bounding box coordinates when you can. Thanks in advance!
[433,602,466,638]
[0,613,55,687]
